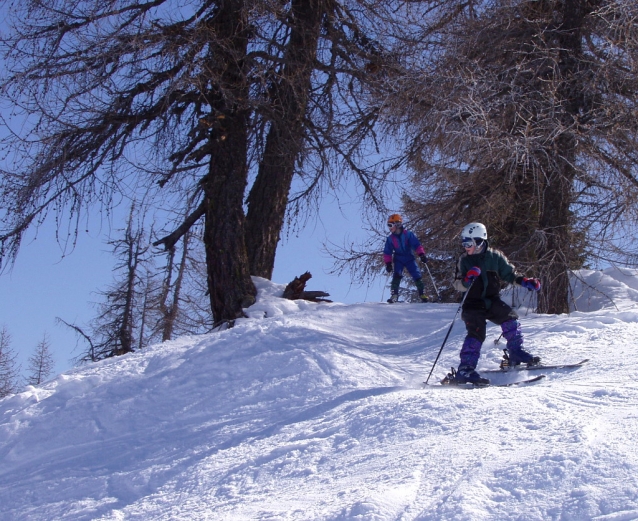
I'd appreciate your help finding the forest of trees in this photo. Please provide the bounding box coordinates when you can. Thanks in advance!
[2,1,638,363]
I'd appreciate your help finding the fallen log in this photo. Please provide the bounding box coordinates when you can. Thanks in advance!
[282,271,332,302]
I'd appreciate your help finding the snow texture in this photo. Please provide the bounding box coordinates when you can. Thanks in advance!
[2,268,638,520]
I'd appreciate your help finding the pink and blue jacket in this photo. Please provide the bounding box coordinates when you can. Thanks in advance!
[383,230,425,263]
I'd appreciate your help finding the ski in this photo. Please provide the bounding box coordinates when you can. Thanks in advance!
[490,374,546,386]
[482,358,589,374]
[425,374,546,389]
[442,374,545,388]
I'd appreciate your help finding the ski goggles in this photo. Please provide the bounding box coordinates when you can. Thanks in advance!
[388,222,402,228]
[462,237,483,248]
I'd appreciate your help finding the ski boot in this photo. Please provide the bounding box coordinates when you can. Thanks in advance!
[419,294,429,303]
[499,349,541,370]
[441,365,490,386]
[387,290,399,304]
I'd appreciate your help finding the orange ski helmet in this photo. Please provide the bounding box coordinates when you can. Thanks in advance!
[387,213,403,224]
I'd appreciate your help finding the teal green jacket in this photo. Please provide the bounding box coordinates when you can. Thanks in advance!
[454,246,520,309]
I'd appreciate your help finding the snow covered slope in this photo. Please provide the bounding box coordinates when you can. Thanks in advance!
[2,269,638,520]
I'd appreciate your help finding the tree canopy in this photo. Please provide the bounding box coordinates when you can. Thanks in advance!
[0,0,400,326]
[3,0,638,325]
[342,0,638,313]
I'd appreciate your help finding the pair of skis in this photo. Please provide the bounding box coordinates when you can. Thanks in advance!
[433,358,589,388]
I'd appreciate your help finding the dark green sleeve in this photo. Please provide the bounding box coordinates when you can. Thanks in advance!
[458,255,467,276]
[497,251,518,284]
[454,254,470,291]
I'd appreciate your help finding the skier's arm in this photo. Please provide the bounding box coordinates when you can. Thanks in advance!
[453,255,468,292]
[407,231,426,257]
[496,252,518,284]
[383,236,394,264]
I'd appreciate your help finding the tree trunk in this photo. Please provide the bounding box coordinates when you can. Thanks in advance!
[245,0,327,279]
[203,0,256,326]
[537,163,573,314]
[115,224,138,355]
[162,232,189,341]
[536,0,594,314]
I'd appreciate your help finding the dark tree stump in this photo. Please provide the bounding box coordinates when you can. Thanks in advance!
[283,272,332,302]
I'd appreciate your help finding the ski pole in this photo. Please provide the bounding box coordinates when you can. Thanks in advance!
[381,273,391,302]
[424,262,441,301]
[424,280,473,384]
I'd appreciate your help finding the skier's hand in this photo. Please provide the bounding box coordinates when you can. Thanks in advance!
[521,277,541,291]
[419,254,428,264]
[385,262,393,274]
[464,266,481,284]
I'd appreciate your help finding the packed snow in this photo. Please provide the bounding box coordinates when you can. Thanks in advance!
[2,268,638,520]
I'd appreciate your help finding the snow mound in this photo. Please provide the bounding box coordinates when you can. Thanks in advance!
[2,272,638,520]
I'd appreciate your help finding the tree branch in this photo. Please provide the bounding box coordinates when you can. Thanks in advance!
[153,198,206,251]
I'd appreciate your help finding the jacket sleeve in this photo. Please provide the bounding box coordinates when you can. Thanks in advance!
[453,255,468,292]
[496,251,518,284]
[408,231,426,256]
[383,236,394,264]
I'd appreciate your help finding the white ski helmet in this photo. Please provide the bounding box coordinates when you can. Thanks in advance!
[461,222,487,240]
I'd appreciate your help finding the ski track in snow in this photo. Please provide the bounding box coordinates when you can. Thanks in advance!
[1,269,638,520]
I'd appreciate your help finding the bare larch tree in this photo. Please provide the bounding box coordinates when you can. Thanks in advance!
[25,334,55,386]
[367,0,638,313]
[0,326,21,397]
[0,0,401,328]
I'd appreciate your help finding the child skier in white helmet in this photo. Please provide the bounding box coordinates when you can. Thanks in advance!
[447,222,542,385]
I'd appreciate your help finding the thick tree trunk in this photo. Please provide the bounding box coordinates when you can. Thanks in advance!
[536,0,595,314]
[245,0,327,279]
[203,0,256,326]
[537,163,573,314]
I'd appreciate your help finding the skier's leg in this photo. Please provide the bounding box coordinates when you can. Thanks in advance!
[455,308,489,384]
[405,259,423,281]
[459,308,486,368]
[406,260,428,302]
[388,262,404,303]
[491,299,540,367]
[459,336,483,369]
[414,278,428,302]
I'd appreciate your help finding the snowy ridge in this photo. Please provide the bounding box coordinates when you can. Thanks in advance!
[2,270,638,520]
